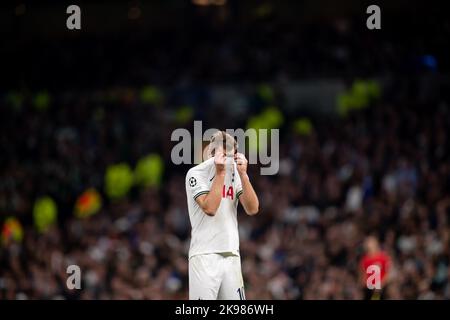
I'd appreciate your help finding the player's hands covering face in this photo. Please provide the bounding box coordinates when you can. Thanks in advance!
[234,153,248,175]
[214,150,226,173]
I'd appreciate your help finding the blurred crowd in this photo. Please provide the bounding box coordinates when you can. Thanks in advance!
[1,77,450,299]
[1,3,450,300]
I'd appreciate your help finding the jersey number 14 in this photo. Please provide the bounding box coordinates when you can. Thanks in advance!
[222,185,234,200]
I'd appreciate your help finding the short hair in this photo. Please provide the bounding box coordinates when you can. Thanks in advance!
[208,131,238,157]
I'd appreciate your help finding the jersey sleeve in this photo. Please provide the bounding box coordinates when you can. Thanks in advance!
[186,169,210,200]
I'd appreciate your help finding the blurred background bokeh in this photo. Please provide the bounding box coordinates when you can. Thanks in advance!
[1,0,450,299]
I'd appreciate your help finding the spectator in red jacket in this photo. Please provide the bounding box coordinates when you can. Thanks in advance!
[360,236,391,300]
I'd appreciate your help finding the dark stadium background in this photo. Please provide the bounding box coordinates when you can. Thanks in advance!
[1,0,450,299]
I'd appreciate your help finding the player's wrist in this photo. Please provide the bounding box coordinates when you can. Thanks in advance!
[215,167,226,176]
[238,171,249,180]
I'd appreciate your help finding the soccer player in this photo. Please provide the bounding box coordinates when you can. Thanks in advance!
[185,131,259,300]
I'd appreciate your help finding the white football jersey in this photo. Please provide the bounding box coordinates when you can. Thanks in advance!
[185,157,243,259]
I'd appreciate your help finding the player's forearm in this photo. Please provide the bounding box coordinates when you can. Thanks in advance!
[239,173,259,215]
[200,171,225,216]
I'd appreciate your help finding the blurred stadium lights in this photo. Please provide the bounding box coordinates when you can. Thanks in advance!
[192,0,227,6]
[422,55,438,71]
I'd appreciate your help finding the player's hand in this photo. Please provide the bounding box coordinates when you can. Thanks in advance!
[234,153,248,175]
[214,150,226,174]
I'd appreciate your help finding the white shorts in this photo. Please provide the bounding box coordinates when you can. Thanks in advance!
[189,253,245,300]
